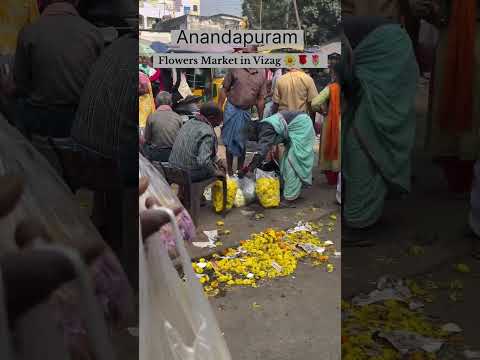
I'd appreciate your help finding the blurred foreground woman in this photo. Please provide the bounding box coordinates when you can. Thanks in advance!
[339,16,419,245]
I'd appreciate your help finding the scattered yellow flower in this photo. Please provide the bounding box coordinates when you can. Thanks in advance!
[195,222,339,296]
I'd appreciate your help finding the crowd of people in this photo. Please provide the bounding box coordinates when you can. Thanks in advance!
[138,57,343,206]
[3,0,478,357]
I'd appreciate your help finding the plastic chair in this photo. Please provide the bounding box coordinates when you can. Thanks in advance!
[154,162,227,225]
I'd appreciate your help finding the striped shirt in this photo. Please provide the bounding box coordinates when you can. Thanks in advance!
[72,34,137,160]
[168,117,218,176]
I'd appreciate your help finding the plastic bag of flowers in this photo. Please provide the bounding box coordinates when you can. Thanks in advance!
[255,168,280,208]
[233,175,256,208]
[212,177,237,213]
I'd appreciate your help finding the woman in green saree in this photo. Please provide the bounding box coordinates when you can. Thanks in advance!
[339,16,419,245]
[240,111,316,202]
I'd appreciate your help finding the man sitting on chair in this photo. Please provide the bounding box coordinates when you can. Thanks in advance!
[169,102,226,182]
[143,91,183,162]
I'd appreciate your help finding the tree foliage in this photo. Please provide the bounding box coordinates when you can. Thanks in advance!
[242,0,340,46]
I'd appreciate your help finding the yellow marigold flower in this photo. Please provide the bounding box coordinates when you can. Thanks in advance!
[212,179,237,213]
[256,178,280,208]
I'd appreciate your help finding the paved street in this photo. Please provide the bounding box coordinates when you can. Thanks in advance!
[211,210,341,360]
[114,140,340,360]
[192,144,341,359]
[342,78,480,356]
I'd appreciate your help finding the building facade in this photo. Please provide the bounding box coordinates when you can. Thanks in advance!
[139,0,200,29]
[155,13,243,32]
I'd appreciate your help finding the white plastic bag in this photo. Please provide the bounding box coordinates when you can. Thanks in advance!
[139,207,232,360]
[0,116,103,254]
[233,175,256,208]
[178,72,192,99]
[139,154,182,211]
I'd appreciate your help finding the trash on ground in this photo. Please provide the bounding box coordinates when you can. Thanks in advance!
[441,323,462,333]
[297,243,325,254]
[204,229,218,241]
[377,330,444,354]
[352,276,417,307]
[255,213,265,220]
[464,350,480,359]
[240,209,255,217]
[287,221,317,235]
[192,230,218,248]
[271,261,283,272]
[192,241,217,248]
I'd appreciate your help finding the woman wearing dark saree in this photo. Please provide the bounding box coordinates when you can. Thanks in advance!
[339,16,419,245]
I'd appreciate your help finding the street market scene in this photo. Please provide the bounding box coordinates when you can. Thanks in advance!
[138,1,342,359]
[1,0,480,359]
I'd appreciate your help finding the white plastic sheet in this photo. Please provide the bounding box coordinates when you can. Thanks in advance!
[139,154,181,211]
[0,116,103,254]
[139,208,232,360]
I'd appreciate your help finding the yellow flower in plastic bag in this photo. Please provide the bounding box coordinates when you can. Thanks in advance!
[212,179,238,213]
[256,177,280,208]
[234,187,246,207]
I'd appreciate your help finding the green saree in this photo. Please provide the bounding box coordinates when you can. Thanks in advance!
[342,24,419,228]
[262,113,315,201]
